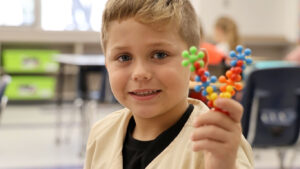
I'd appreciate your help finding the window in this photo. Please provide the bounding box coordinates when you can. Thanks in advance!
[41,0,107,31]
[0,0,35,26]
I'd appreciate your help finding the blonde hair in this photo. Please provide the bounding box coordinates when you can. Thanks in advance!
[101,0,200,53]
[215,16,240,50]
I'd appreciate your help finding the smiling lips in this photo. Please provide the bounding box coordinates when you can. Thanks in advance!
[129,89,162,100]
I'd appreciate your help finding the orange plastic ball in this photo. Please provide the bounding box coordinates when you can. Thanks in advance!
[220,85,227,92]
[219,76,226,83]
[235,83,243,91]
[236,75,242,82]
[226,71,232,78]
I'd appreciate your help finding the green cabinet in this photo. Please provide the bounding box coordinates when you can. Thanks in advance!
[5,76,56,100]
[2,49,59,100]
[3,49,59,73]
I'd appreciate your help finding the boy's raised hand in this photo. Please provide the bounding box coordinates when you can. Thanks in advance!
[191,98,243,169]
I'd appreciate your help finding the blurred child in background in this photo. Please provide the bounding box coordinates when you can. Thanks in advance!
[199,20,225,65]
[214,16,240,61]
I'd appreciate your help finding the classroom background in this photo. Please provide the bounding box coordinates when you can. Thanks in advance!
[0,0,300,169]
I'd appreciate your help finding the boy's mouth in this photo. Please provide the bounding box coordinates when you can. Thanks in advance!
[129,89,162,96]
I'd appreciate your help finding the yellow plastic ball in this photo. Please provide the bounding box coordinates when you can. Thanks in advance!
[207,95,211,100]
[220,93,226,98]
[206,86,214,93]
[226,85,234,92]
[224,92,232,98]
[210,93,218,100]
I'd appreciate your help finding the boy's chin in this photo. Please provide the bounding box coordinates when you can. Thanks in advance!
[130,107,165,119]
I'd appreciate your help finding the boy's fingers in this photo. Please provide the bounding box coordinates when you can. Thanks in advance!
[193,110,237,132]
[191,125,230,143]
[192,139,223,152]
[214,98,243,123]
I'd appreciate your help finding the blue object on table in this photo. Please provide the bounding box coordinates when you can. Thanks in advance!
[254,60,297,69]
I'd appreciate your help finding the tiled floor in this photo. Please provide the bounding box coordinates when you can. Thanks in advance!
[1,101,300,169]
[0,101,122,169]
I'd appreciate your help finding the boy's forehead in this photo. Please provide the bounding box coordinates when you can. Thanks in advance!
[110,18,178,33]
[107,18,184,45]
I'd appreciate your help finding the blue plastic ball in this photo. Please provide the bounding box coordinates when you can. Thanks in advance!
[195,75,201,82]
[242,64,246,70]
[244,48,252,56]
[194,85,201,92]
[236,45,243,53]
[212,85,217,92]
[229,51,236,58]
[210,76,217,83]
[231,60,237,67]
[246,58,252,65]
[237,54,245,60]
[202,90,208,96]
[203,82,209,87]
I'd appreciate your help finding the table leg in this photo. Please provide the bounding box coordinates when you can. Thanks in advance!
[56,63,65,145]
[79,100,87,156]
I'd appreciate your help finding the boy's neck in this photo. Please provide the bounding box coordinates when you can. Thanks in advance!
[131,100,189,141]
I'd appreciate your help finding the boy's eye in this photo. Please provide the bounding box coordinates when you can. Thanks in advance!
[153,51,168,59]
[118,54,132,62]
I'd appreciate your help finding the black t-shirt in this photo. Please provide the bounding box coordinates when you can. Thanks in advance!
[122,104,194,169]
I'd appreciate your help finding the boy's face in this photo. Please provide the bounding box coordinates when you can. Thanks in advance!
[105,18,190,120]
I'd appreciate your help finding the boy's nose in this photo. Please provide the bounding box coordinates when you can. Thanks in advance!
[131,63,152,81]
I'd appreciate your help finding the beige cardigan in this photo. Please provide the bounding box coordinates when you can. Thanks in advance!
[84,98,254,169]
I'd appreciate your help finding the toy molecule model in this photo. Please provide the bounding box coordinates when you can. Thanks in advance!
[182,45,253,114]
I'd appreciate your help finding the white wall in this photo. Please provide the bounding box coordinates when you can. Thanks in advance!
[191,0,299,42]
[284,0,299,42]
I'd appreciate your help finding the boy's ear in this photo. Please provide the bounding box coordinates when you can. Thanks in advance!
[200,48,209,69]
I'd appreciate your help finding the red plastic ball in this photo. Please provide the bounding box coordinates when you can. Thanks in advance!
[230,74,238,81]
[194,62,201,70]
[207,101,213,108]
[214,107,229,115]
[201,76,207,82]
[237,60,244,67]
[234,67,242,74]
[197,69,205,76]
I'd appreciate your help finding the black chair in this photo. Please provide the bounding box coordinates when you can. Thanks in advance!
[77,66,108,102]
[241,66,300,169]
[0,75,11,124]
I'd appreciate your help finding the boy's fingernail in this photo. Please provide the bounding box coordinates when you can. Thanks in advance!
[214,98,223,105]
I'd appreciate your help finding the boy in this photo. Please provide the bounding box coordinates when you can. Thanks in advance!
[84,0,253,169]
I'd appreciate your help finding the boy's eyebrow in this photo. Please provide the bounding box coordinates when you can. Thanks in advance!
[110,46,130,51]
